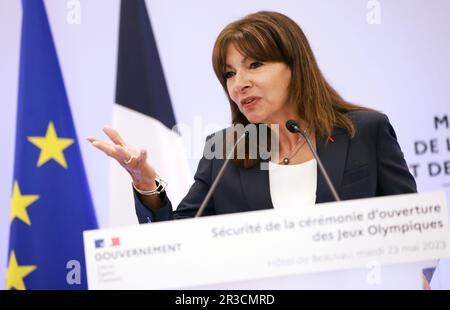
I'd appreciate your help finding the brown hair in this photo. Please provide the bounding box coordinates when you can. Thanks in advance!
[212,11,371,168]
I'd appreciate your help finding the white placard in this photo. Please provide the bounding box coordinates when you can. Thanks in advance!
[84,192,450,289]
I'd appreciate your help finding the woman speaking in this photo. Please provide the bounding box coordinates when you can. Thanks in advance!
[88,11,417,223]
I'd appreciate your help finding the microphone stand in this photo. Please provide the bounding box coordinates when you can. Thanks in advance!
[195,132,247,217]
[286,120,341,202]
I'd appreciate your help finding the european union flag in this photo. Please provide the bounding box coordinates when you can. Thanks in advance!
[6,0,98,290]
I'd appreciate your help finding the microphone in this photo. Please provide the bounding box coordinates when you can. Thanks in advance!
[195,131,248,217]
[286,120,341,201]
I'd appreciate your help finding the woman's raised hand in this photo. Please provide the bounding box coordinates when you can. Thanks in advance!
[87,127,157,191]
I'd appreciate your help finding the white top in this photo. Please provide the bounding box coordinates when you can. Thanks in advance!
[268,159,317,209]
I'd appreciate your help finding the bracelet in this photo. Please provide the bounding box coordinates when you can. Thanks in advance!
[132,176,167,196]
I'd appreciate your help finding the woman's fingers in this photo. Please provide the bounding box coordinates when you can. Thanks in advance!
[88,132,154,186]
[136,149,147,166]
[90,139,117,158]
[88,136,129,163]
[88,129,146,169]
[86,136,97,143]
[103,126,126,146]
[114,144,136,165]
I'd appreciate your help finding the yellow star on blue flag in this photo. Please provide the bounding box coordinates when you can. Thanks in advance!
[10,181,40,226]
[28,121,74,168]
[6,251,37,290]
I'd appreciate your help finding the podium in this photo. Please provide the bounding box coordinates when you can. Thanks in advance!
[83,192,450,289]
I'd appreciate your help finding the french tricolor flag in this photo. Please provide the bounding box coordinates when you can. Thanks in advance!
[109,0,191,226]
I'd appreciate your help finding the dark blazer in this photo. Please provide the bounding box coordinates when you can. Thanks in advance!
[134,110,417,223]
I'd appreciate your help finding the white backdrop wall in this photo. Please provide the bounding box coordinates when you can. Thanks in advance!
[0,0,449,289]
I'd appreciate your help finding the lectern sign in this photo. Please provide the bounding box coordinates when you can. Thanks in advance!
[84,192,450,289]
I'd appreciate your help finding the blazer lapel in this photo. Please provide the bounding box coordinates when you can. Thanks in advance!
[239,159,274,211]
[315,129,349,203]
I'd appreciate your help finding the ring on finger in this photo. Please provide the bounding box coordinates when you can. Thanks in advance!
[124,154,134,165]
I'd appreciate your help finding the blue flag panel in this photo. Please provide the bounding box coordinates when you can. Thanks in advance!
[7,0,98,290]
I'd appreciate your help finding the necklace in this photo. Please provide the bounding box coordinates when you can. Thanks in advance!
[280,128,309,165]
